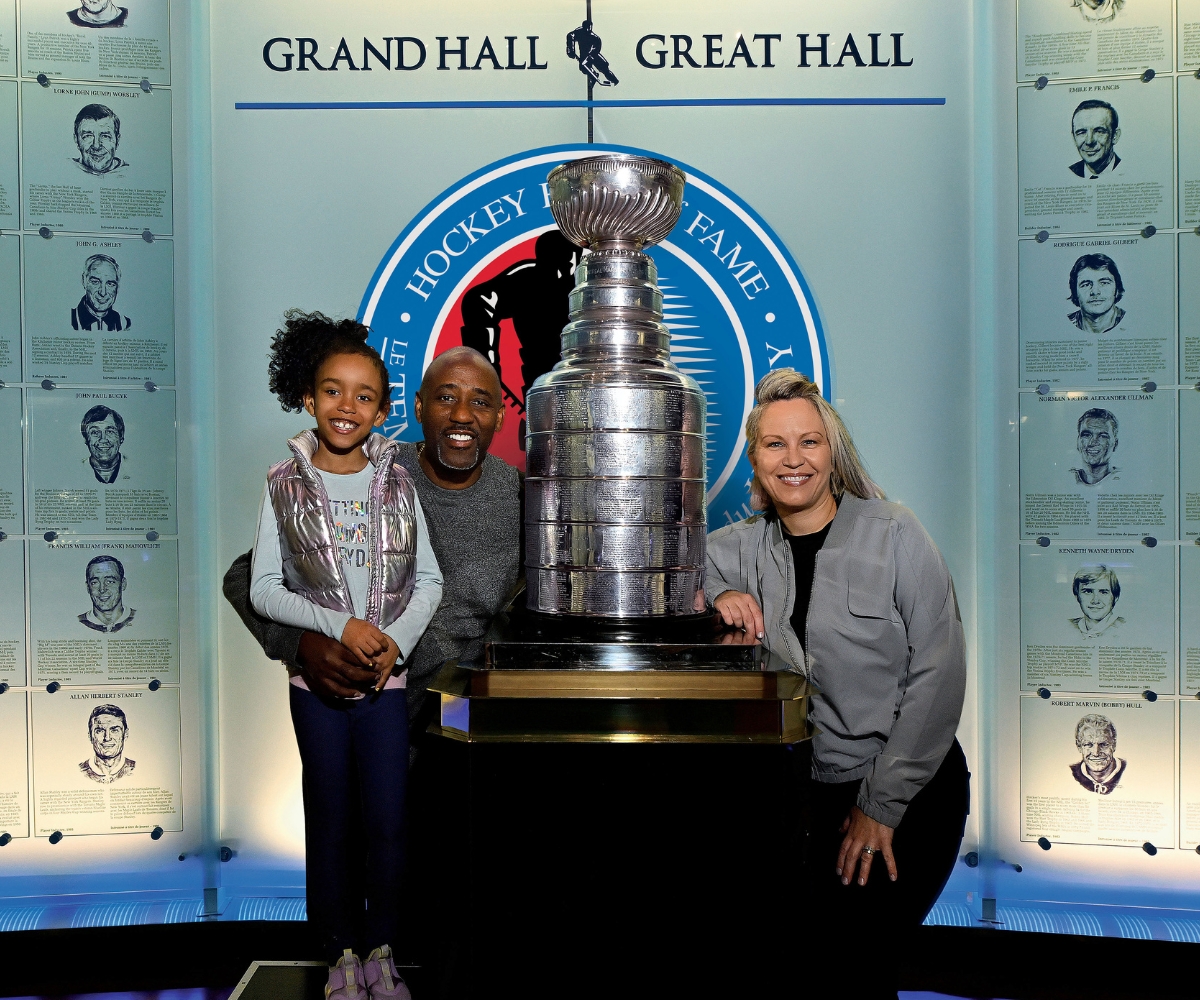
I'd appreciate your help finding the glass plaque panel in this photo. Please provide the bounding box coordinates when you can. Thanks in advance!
[1022,693,1175,848]
[27,386,176,534]
[1021,541,1175,693]
[0,81,17,228]
[29,537,178,686]
[19,0,170,85]
[1020,388,1176,539]
[23,233,174,384]
[1018,0,1172,81]
[0,235,20,383]
[0,387,23,535]
[1182,235,1200,383]
[1180,699,1200,850]
[1180,75,1200,229]
[1019,233,1174,387]
[31,685,181,836]
[1018,78,1174,235]
[0,539,25,686]
[0,691,29,841]
[1181,545,1200,695]
[20,79,172,234]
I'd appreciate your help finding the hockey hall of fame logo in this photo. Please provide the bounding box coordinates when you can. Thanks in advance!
[357,143,830,527]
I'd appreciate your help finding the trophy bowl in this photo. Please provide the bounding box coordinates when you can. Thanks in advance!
[548,154,686,251]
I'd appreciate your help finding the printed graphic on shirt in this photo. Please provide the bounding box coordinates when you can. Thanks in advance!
[329,498,369,570]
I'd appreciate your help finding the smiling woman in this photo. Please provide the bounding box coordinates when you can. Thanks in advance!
[705,367,969,999]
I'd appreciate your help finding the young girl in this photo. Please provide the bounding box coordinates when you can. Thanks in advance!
[251,311,442,1000]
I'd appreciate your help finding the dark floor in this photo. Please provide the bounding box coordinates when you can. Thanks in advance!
[0,922,1196,1000]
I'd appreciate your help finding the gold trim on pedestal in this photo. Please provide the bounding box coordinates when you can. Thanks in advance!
[428,662,813,745]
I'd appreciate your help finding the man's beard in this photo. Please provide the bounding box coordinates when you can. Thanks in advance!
[436,441,481,471]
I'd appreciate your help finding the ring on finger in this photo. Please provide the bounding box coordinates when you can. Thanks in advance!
[861,846,877,857]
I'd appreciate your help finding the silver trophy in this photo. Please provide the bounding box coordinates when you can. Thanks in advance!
[525,154,707,617]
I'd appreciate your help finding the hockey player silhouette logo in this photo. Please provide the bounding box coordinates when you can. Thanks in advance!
[567,19,618,87]
[359,143,829,528]
[459,230,580,448]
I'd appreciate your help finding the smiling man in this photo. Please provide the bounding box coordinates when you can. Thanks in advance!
[1067,253,1125,334]
[1070,407,1119,486]
[1070,714,1126,794]
[72,254,131,331]
[1069,100,1121,179]
[224,345,521,715]
[79,555,135,633]
[72,104,127,175]
[80,404,126,484]
[1069,565,1124,639]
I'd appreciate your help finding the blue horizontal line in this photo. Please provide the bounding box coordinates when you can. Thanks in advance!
[235,96,946,110]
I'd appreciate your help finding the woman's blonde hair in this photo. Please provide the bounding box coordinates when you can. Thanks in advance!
[745,368,885,510]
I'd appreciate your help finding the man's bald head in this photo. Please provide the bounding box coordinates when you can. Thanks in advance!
[414,346,506,488]
[419,346,500,400]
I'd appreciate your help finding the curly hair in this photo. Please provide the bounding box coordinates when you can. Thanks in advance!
[267,310,391,413]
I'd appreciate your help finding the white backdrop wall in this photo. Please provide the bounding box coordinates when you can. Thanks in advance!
[209,0,980,887]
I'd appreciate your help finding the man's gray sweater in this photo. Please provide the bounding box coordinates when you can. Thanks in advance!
[223,442,521,718]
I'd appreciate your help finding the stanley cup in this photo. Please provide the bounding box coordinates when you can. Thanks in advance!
[524,154,707,617]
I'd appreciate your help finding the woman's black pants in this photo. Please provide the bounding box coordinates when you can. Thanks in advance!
[801,739,970,999]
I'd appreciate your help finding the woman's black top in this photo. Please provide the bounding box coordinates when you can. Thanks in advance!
[786,522,832,655]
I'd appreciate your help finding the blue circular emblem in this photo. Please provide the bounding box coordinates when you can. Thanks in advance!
[358,143,829,527]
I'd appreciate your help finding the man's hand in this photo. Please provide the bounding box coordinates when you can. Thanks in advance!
[836,807,898,887]
[341,618,389,667]
[296,631,378,699]
[713,590,765,639]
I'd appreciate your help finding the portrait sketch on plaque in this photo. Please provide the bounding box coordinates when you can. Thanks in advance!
[1182,389,1200,540]
[1022,694,1174,848]
[29,539,178,686]
[19,0,170,84]
[0,540,26,687]
[1181,700,1200,850]
[27,388,177,534]
[1020,389,1176,538]
[0,692,29,841]
[1021,543,1174,692]
[0,236,20,385]
[1180,78,1200,230]
[1018,0,1171,81]
[1018,79,1173,235]
[0,387,24,535]
[20,81,172,235]
[0,81,17,229]
[1018,234,1174,386]
[23,234,175,384]
[0,0,15,76]
[31,686,181,836]
[1182,546,1200,695]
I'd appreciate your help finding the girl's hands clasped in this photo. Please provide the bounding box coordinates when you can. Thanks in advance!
[341,618,388,667]
[836,806,898,887]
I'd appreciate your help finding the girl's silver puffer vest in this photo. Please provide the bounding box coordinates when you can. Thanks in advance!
[266,430,417,629]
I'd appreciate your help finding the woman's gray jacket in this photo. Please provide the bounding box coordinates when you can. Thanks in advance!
[706,495,966,827]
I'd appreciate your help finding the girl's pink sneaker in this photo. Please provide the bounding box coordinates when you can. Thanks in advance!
[363,944,412,1000]
[326,949,366,1000]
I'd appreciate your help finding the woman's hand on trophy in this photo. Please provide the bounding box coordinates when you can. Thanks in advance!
[713,590,765,639]
[836,807,897,887]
